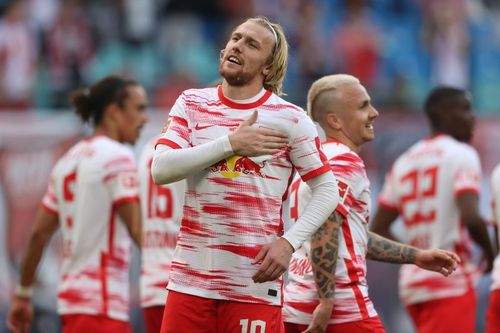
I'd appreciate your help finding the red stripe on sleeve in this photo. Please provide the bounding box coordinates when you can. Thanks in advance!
[155,138,182,149]
[454,188,480,197]
[378,199,399,213]
[301,165,331,182]
[41,203,58,216]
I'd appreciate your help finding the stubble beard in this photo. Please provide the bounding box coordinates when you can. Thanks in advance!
[219,63,252,87]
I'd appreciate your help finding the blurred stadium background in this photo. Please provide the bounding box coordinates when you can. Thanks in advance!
[1,0,500,332]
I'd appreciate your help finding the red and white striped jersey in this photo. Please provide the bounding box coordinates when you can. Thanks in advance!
[41,135,139,321]
[490,164,500,291]
[378,134,481,305]
[283,140,378,325]
[155,86,330,306]
[139,138,185,308]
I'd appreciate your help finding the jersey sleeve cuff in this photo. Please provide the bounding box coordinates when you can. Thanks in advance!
[301,165,331,182]
[378,198,399,213]
[41,203,58,216]
[454,187,480,197]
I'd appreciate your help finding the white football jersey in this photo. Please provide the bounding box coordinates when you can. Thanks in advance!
[490,164,500,290]
[41,135,139,321]
[378,134,481,304]
[155,86,330,306]
[139,138,185,308]
[283,141,378,325]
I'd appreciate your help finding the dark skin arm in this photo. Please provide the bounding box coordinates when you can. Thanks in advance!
[370,205,400,241]
[116,200,142,247]
[303,211,343,333]
[457,192,496,272]
[7,207,59,333]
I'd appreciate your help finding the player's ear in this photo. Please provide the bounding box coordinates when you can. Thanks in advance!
[326,112,342,130]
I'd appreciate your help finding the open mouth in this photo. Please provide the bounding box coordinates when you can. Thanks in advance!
[365,123,374,130]
[227,55,242,65]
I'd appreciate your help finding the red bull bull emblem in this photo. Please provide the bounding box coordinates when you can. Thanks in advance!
[210,155,266,178]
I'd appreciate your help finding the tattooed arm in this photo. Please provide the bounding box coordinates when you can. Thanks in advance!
[367,231,460,276]
[303,211,344,333]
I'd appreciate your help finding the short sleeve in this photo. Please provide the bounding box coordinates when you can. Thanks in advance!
[328,153,365,218]
[289,115,330,182]
[41,170,58,215]
[103,153,140,205]
[155,94,191,150]
[378,167,400,212]
[453,146,481,196]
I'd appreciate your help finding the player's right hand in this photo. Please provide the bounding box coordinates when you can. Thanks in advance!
[6,297,33,333]
[229,111,289,156]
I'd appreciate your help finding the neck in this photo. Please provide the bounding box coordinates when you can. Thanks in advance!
[221,80,265,100]
[94,125,119,142]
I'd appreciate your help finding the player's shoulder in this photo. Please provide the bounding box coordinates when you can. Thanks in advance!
[322,141,358,159]
[266,93,306,115]
[180,87,218,102]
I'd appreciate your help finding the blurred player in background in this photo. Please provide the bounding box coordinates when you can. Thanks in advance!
[371,86,495,333]
[7,76,148,333]
[152,16,339,333]
[486,164,500,333]
[283,74,460,333]
[139,137,185,333]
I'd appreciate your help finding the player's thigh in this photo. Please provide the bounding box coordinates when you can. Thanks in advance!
[143,305,165,333]
[61,314,131,333]
[327,317,385,333]
[406,290,476,333]
[218,301,284,333]
[160,291,217,333]
[486,290,500,333]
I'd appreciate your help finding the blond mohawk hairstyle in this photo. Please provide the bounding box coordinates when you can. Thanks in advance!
[247,16,289,96]
[307,74,360,121]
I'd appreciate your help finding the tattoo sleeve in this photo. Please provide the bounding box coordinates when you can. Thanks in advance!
[311,210,343,300]
[367,231,418,264]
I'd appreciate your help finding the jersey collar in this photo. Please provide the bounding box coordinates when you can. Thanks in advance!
[217,85,272,110]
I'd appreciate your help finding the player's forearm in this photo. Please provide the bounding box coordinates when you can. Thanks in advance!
[283,172,339,250]
[366,231,418,264]
[19,231,52,288]
[311,211,342,302]
[152,136,234,184]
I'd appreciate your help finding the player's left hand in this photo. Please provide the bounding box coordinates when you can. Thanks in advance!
[301,300,333,333]
[414,249,461,277]
[252,238,294,283]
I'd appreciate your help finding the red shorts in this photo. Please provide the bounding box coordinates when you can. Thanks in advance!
[284,316,385,333]
[406,289,476,333]
[144,306,165,333]
[60,314,131,333]
[160,290,285,333]
[486,289,500,333]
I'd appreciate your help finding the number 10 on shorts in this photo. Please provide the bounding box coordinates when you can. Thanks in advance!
[239,319,266,333]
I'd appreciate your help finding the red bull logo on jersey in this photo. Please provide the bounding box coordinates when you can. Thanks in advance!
[210,155,266,178]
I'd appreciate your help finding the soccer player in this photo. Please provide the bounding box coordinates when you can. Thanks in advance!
[152,16,339,333]
[371,86,495,333]
[486,164,500,333]
[7,76,148,333]
[283,75,460,333]
[139,137,186,333]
